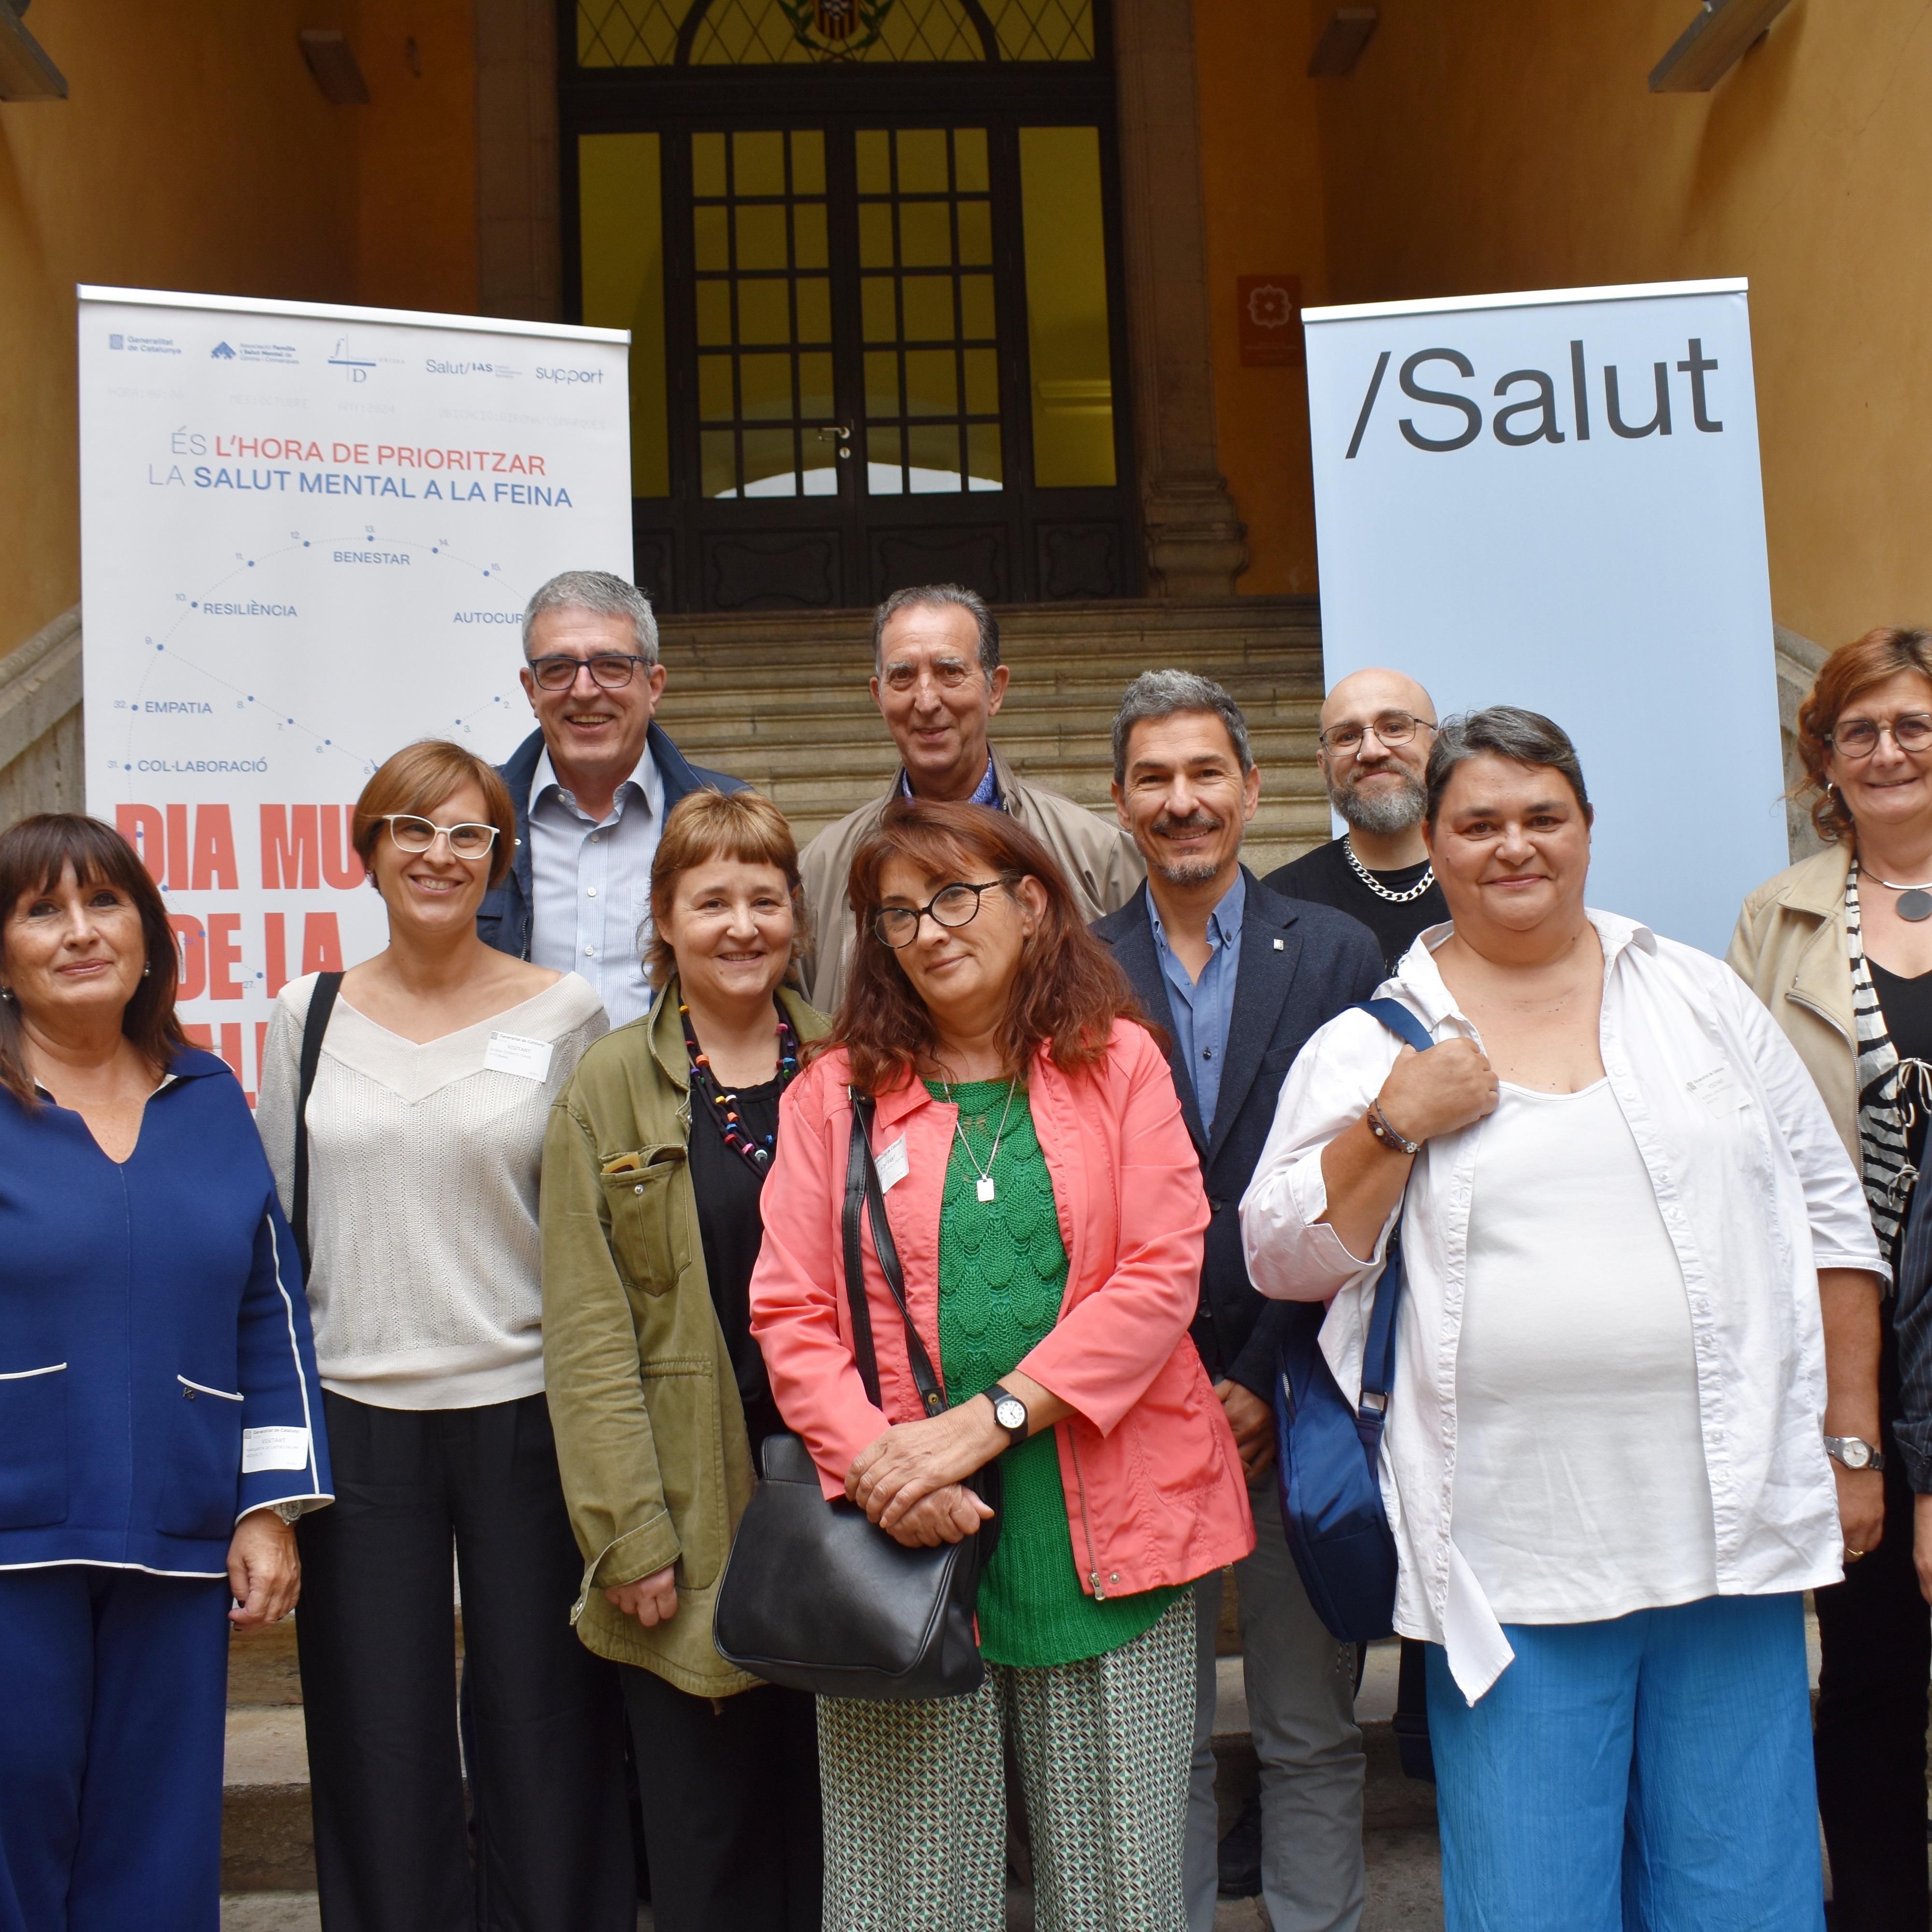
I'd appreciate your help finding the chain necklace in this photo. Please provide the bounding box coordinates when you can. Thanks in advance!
[679,997,800,1174]
[943,1077,1017,1204]
[1343,836,1436,905]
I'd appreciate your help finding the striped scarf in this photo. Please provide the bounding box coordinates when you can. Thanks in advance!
[1847,860,1932,1262]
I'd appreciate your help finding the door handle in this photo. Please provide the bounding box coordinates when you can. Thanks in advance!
[812,424,853,460]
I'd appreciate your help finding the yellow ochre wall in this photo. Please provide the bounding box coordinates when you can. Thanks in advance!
[1196,0,1932,639]
[0,1,477,654]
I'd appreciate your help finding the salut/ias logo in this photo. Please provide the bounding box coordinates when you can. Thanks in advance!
[1344,338,1723,457]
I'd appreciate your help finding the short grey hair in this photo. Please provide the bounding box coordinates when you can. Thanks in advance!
[523,570,659,666]
[873,583,1000,677]
[1425,706,1592,824]
[1111,670,1254,787]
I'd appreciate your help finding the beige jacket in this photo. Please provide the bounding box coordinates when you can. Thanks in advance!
[796,745,1145,1012]
[1726,842,1859,1165]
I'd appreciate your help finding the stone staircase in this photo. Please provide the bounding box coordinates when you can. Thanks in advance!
[655,595,1331,877]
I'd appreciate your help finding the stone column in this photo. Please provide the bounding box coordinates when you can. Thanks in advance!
[1111,0,1249,597]
[475,0,563,321]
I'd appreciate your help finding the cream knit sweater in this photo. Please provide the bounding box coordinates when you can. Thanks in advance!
[256,971,606,1409]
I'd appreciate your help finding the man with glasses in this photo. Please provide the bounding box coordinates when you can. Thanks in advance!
[1264,668,1447,974]
[798,582,1141,1010]
[477,570,745,1025]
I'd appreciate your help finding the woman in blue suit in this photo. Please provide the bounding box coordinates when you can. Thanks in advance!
[0,814,331,1932]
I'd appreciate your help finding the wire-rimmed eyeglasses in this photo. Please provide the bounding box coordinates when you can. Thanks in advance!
[526,653,653,692]
[381,815,500,861]
[1829,714,1932,759]
[871,880,1008,949]
[1319,710,1437,755]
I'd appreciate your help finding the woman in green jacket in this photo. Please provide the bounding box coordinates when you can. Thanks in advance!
[541,788,827,1932]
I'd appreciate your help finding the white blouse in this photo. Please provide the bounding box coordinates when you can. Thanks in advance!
[256,972,606,1410]
[1455,1078,1716,1625]
[1239,911,1883,1703]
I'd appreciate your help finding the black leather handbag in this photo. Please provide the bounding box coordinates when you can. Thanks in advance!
[713,1091,999,1701]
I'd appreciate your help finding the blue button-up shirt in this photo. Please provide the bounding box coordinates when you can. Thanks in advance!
[899,755,1000,809]
[527,745,664,1028]
[1148,871,1246,1135]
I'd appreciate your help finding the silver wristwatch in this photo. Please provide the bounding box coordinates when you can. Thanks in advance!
[271,1501,305,1524]
[986,1383,1029,1450]
[1824,1435,1885,1473]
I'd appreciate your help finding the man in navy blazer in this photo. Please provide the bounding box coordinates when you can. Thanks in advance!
[1095,671,1383,1932]
[477,570,744,1024]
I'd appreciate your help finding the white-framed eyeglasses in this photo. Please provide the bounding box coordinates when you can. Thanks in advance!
[380,815,499,861]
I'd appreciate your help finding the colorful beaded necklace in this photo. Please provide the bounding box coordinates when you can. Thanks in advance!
[679,995,800,1173]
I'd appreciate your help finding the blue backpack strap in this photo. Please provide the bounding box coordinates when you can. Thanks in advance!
[1354,999,1434,1422]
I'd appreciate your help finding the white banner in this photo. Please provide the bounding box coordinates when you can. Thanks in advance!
[1305,278,1784,958]
[78,287,631,1098]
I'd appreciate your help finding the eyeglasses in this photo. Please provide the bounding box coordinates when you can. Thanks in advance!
[871,880,1007,949]
[381,815,500,861]
[526,653,653,692]
[1829,714,1932,759]
[1319,711,1437,755]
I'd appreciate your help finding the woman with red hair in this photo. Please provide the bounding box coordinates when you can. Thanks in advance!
[750,798,1252,1932]
[1731,626,1932,1931]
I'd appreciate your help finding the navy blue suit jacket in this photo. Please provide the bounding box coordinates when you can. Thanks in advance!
[0,1049,331,1577]
[477,723,747,961]
[1093,871,1383,1400]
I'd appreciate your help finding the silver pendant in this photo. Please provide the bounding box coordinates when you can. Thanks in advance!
[977,1175,996,1204]
[1900,890,1932,922]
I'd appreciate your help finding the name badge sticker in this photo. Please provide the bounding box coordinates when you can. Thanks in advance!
[875,1135,910,1193]
[486,1032,554,1081]
[1685,1065,1743,1115]
[242,1426,312,1473]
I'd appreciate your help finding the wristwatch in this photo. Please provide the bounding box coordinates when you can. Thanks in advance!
[1824,1435,1885,1473]
[986,1383,1030,1450]
[271,1501,305,1525]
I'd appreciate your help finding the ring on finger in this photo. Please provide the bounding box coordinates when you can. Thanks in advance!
[1847,1547,1866,1562]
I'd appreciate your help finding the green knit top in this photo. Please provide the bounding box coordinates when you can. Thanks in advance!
[927,1078,1181,1669]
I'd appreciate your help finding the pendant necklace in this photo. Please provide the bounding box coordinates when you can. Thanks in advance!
[1343,836,1436,905]
[679,997,800,1173]
[943,1077,1017,1203]
[1861,866,1932,922]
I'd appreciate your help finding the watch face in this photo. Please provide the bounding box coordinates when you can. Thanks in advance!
[1840,1439,1873,1469]
[995,1398,1026,1433]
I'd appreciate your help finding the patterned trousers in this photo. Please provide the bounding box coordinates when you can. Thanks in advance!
[817,1593,1195,1932]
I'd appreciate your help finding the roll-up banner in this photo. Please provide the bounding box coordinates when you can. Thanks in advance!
[1304,278,1784,958]
[77,286,632,1099]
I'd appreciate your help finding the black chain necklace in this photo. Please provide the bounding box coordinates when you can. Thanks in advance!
[680,996,800,1173]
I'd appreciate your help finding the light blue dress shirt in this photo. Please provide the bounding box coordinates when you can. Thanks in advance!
[527,745,664,1028]
[1147,870,1246,1135]
[898,755,1000,808]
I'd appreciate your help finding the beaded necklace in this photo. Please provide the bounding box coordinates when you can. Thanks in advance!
[679,995,800,1174]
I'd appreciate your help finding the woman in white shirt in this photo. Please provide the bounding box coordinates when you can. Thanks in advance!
[256,740,632,1932]
[1240,707,1884,1932]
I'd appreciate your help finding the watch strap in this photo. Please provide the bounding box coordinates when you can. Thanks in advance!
[986,1382,1029,1449]
[1824,1434,1886,1473]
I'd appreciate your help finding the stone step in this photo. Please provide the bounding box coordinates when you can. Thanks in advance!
[656,684,1324,733]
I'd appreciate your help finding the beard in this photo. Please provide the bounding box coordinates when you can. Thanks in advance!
[1329,765,1426,837]
[1150,812,1228,886]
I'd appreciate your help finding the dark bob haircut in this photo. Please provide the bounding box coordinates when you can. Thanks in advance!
[833,797,1151,1095]
[1425,707,1592,826]
[0,814,188,1107]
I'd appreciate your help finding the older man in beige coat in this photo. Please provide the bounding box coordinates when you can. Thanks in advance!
[797,583,1142,1011]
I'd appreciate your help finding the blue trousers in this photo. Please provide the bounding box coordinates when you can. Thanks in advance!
[0,1565,231,1932]
[1425,1592,1824,1932]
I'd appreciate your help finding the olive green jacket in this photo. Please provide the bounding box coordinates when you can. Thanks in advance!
[541,977,831,1694]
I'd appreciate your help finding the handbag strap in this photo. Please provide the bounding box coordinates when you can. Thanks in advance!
[844,1090,947,1418]
[1355,999,1435,1425]
[290,970,344,1279]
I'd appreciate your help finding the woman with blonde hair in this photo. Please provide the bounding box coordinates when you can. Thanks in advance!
[542,786,826,1932]
[256,739,631,1932]
[1730,626,1932,1930]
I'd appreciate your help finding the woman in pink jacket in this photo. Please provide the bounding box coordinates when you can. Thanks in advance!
[750,798,1252,1932]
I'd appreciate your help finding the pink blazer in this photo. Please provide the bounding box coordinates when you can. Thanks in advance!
[749,1021,1255,1600]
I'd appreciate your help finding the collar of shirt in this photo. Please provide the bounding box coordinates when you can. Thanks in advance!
[529,739,665,828]
[1146,870,1246,1132]
[898,754,999,810]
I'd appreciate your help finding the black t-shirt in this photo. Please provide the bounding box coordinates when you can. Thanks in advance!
[1262,836,1449,975]
[685,1073,786,1451]
[1869,959,1932,1183]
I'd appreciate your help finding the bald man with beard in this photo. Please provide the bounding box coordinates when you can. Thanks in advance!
[1264,668,1447,975]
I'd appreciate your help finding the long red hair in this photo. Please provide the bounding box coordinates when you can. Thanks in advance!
[832,798,1151,1095]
